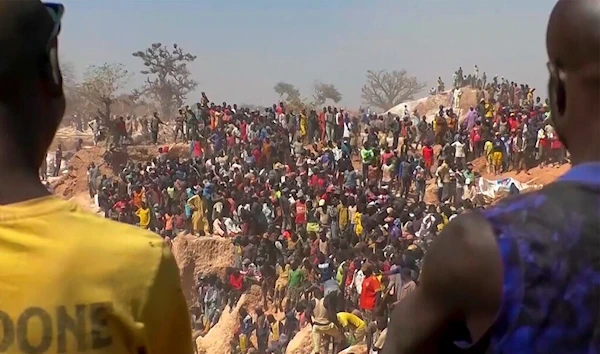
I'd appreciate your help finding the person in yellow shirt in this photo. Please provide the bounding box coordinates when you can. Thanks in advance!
[354,211,363,238]
[136,201,151,229]
[274,262,290,312]
[484,101,494,120]
[337,198,349,231]
[337,312,367,344]
[299,109,307,142]
[484,139,494,174]
[0,2,193,353]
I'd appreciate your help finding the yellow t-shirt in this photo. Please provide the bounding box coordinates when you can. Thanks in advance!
[336,312,366,330]
[337,205,348,229]
[354,212,363,236]
[0,196,193,354]
[484,140,494,156]
[136,207,151,228]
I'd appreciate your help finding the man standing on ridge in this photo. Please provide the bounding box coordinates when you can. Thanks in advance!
[383,1,600,353]
[0,1,193,353]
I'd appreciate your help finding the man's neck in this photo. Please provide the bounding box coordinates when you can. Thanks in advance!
[0,169,50,205]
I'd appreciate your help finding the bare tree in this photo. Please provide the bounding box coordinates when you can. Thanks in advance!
[60,61,84,122]
[361,69,426,111]
[79,63,131,122]
[132,43,198,118]
[60,61,77,89]
[313,82,342,106]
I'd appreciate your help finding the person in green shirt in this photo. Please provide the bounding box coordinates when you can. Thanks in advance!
[462,163,475,185]
[361,143,374,177]
[288,261,305,309]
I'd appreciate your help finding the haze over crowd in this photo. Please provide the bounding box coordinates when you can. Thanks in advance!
[59,0,555,109]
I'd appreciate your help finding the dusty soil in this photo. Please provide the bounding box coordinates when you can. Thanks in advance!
[171,234,236,306]
[340,344,368,354]
[285,326,368,354]
[387,86,482,123]
[286,326,313,354]
[51,127,94,150]
[52,146,115,199]
[196,285,263,354]
[471,155,570,185]
[52,142,192,202]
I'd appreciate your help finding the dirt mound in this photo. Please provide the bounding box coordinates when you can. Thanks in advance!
[471,156,570,185]
[285,326,313,354]
[196,285,263,354]
[171,235,235,306]
[51,142,191,201]
[340,344,367,354]
[52,146,114,200]
[51,127,94,150]
[126,143,191,162]
[386,87,481,122]
[285,329,367,354]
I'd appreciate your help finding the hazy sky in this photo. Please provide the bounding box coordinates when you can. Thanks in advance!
[59,0,556,109]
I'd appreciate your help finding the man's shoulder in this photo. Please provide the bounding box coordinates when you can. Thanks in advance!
[62,202,165,256]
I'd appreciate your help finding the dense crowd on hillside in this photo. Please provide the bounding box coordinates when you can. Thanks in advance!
[65,66,567,354]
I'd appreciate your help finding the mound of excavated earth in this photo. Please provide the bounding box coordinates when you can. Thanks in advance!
[52,146,114,200]
[387,87,481,122]
[471,156,570,185]
[52,143,192,202]
[196,285,263,354]
[171,235,236,306]
[285,328,367,354]
[286,326,313,354]
[340,344,368,354]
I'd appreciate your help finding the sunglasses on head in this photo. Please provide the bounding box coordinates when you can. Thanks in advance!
[43,2,64,48]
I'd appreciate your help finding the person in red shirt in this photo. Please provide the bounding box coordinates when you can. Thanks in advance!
[381,147,394,166]
[192,140,203,159]
[422,143,434,179]
[295,197,307,228]
[316,172,326,190]
[252,146,262,167]
[240,120,248,142]
[318,108,326,142]
[309,173,319,189]
[508,115,519,131]
[228,268,244,311]
[360,265,381,324]
[226,133,236,150]
[173,210,186,235]
[550,136,564,165]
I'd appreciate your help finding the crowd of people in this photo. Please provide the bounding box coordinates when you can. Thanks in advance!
[73,67,567,354]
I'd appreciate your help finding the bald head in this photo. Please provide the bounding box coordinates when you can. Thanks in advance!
[547,0,600,73]
[546,0,600,164]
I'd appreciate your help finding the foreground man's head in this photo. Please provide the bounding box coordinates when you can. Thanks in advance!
[546,0,600,164]
[0,0,65,173]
